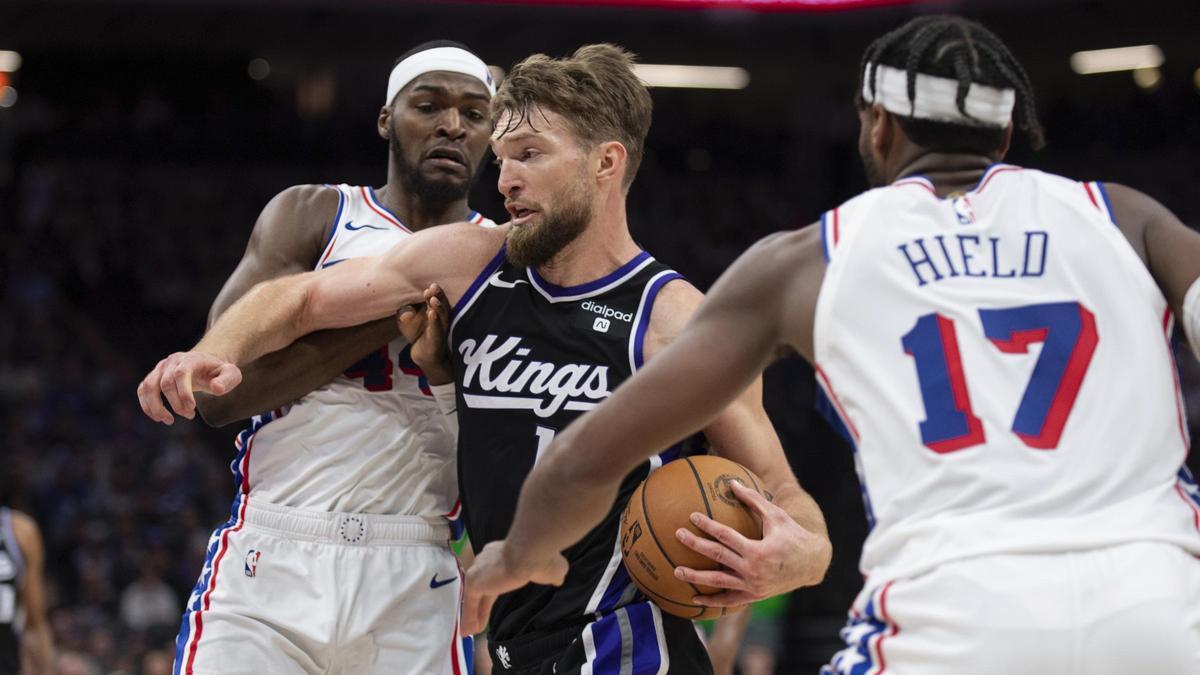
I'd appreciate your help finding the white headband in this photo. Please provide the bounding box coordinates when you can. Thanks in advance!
[861,62,1015,128]
[386,47,496,104]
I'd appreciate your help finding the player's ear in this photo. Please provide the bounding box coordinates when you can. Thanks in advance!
[870,103,893,158]
[377,105,392,141]
[594,141,628,186]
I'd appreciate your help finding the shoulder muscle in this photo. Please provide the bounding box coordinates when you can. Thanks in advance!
[642,278,703,362]
[209,184,340,324]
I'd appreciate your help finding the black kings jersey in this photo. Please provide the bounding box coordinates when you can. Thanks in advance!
[0,509,23,675]
[451,246,705,642]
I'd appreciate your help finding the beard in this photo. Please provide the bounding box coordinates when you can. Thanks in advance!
[390,127,473,204]
[859,147,885,188]
[505,179,593,269]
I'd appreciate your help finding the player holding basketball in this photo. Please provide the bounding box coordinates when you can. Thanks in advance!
[470,16,1200,674]
[138,44,832,674]
[137,41,497,674]
[0,507,52,675]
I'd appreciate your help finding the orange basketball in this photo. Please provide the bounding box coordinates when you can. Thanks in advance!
[619,455,766,620]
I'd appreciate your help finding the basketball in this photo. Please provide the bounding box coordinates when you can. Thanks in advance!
[619,455,767,620]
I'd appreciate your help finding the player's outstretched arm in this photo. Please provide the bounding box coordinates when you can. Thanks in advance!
[138,222,501,424]
[190,185,403,427]
[463,228,827,632]
[12,511,53,674]
[640,273,830,608]
[1106,183,1200,361]
[196,319,399,426]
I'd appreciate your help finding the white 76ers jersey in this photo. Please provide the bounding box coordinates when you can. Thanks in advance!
[233,184,496,516]
[814,165,1200,585]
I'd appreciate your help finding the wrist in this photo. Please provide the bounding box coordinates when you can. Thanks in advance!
[430,382,457,416]
[425,371,454,386]
[193,339,235,365]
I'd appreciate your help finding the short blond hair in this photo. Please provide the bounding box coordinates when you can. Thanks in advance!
[493,44,653,189]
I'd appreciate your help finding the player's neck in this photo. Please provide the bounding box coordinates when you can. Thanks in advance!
[374,184,473,232]
[535,204,640,288]
[893,152,997,198]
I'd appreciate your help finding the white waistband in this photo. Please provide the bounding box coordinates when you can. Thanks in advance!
[240,501,450,546]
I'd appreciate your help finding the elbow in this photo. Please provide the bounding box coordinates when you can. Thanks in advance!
[255,272,322,339]
[292,276,322,336]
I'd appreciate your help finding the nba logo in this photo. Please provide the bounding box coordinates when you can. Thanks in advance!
[952,195,977,225]
[244,550,260,578]
[593,317,611,333]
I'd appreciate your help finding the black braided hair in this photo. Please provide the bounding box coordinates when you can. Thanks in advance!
[857,15,1045,153]
[393,40,480,68]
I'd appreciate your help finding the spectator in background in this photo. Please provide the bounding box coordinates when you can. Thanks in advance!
[117,550,179,633]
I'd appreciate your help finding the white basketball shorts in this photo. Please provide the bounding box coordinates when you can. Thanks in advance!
[823,541,1200,674]
[173,500,470,675]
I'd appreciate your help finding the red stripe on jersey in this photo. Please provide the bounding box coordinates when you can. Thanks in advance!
[832,208,841,247]
[975,166,1020,195]
[816,365,860,441]
[240,434,254,494]
[450,557,466,675]
[318,233,339,266]
[873,581,898,674]
[362,187,413,233]
[894,178,936,196]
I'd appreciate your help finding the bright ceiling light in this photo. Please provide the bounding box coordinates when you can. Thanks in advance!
[1070,45,1164,75]
[632,64,749,90]
[0,51,21,73]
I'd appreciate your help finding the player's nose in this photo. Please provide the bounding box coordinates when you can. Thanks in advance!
[497,162,522,197]
[437,109,466,140]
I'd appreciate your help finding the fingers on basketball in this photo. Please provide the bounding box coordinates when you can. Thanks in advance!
[619,455,766,621]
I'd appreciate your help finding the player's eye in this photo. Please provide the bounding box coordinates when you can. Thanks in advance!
[415,102,436,113]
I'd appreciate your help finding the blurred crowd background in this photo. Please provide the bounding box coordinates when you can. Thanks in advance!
[0,0,1198,672]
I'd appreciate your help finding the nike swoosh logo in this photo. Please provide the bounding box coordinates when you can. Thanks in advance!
[321,259,347,268]
[430,574,458,589]
[345,221,388,231]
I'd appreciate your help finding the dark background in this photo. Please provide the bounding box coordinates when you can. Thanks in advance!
[1,0,1198,672]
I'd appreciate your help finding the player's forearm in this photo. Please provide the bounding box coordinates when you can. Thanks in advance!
[503,441,622,565]
[196,317,399,426]
[766,479,832,586]
[507,329,767,559]
[770,479,829,543]
[22,625,53,675]
[195,274,316,365]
